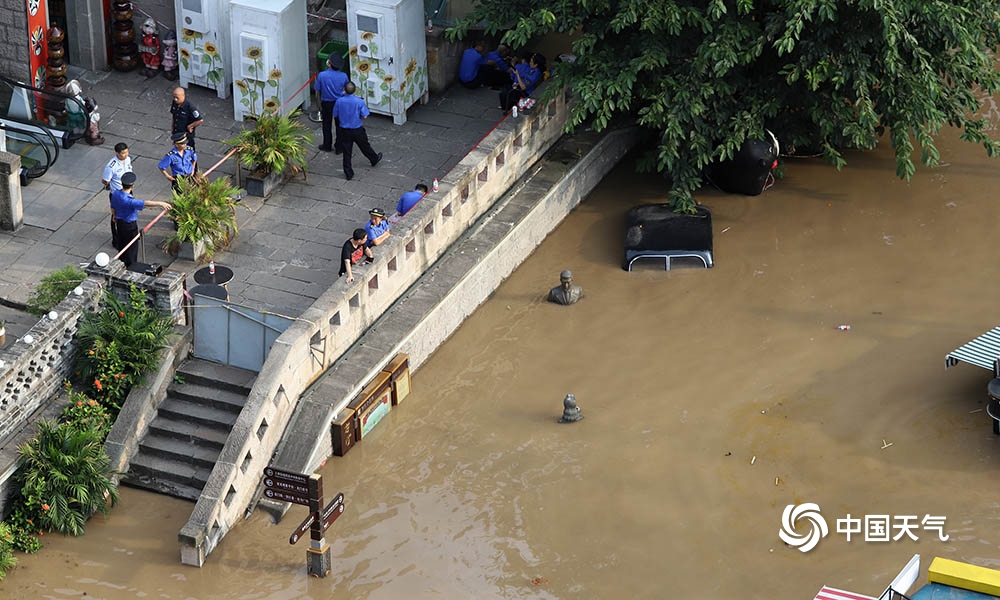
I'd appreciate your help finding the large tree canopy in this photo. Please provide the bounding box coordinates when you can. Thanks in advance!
[451,1,1000,212]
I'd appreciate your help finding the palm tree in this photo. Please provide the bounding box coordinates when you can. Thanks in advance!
[17,420,120,536]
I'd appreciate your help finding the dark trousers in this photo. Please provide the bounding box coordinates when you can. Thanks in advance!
[500,88,528,112]
[117,219,139,266]
[340,126,379,179]
[482,66,510,88]
[320,101,342,151]
[109,192,119,249]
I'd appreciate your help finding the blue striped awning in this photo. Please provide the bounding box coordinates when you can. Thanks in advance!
[946,326,1000,372]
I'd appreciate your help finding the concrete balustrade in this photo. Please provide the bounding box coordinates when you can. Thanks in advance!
[179,87,574,566]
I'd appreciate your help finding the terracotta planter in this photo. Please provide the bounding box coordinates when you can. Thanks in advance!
[245,169,283,198]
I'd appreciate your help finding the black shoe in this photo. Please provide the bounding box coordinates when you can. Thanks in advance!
[318,145,332,152]
[345,172,353,181]
[335,148,342,155]
[370,152,383,167]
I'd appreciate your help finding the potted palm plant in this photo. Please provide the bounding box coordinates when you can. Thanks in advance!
[162,174,241,263]
[225,109,313,197]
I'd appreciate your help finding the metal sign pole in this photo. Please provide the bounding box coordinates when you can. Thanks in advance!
[305,474,332,577]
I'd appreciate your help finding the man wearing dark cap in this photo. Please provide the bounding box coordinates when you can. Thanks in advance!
[315,53,349,153]
[110,172,171,267]
[158,132,198,193]
[170,87,203,150]
[332,82,382,181]
[364,208,391,247]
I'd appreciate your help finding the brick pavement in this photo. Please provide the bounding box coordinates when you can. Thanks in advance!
[0,68,507,318]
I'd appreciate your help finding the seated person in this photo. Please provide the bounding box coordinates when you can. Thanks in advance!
[481,44,512,89]
[500,52,546,112]
[458,40,488,89]
[392,183,429,220]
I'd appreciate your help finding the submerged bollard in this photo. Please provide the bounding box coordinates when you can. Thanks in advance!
[559,393,583,423]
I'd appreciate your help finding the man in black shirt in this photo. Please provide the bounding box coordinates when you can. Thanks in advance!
[170,87,204,150]
[340,228,373,283]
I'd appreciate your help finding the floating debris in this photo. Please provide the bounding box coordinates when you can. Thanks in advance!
[881,439,894,450]
[750,455,757,465]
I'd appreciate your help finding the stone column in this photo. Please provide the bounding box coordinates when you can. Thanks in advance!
[66,0,109,72]
[0,151,23,232]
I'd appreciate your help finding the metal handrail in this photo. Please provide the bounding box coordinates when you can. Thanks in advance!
[0,121,58,179]
[0,74,90,143]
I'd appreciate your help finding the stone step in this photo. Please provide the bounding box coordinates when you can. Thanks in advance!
[166,381,248,414]
[139,434,222,470]
[125,452,212,497]
[158,396,240,430]
[146,415,228,449]
[120,475,202,503]
[174,359,256,396]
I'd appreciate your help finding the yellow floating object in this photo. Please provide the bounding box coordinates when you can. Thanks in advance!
[928,556,1000,596]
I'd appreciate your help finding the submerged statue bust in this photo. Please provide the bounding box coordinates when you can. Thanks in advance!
[548,270,583,305]
[559,393,583,423]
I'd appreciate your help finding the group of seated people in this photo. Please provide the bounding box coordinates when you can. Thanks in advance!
[458,41,548,113]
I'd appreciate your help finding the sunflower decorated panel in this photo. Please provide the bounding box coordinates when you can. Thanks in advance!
[229,0,310,121]
[346,0,428,125]
[173,0,234,100]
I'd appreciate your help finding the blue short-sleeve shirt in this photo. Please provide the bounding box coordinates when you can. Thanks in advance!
[459,48,485,83]
[110,189,146,223]
[396,190,424,216]
[365,219,391,246]
[332,94,370,129]
[315,69,350,102]
[158,147,198,177]
[484,50,509,72]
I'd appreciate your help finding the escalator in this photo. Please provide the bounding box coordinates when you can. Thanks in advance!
[1,121,59,186]
[0,73,89,150]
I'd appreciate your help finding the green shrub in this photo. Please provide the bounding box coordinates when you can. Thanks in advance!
[0,522,16,579]
[61,383,113,441]
[25,265,85,316]
[75,285,172,414]
[3,505,41,553]
[17,420,119,537]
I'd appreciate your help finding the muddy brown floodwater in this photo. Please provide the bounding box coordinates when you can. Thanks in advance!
[6,122,1000,599]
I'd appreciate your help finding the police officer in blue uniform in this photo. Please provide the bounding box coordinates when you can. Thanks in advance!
[110,172,171,267]
[158,132,198,193]
[331,82,382,181]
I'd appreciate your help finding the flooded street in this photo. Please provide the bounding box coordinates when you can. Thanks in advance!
[6,123,1000,599]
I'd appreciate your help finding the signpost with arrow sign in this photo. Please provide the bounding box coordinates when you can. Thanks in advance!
[262,465,346,578]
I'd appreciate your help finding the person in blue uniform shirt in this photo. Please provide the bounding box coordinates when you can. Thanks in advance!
[315,53,350,154]
[459,40,488,89]
[482,44,512,89]
[110,172,171,267]
[101,142,133,249]
[170,87,203,150]
[392,183,428,219]
[365,208,391,247]
[158,132,198,194]
[500,52,546,112]
[332,82,382,181]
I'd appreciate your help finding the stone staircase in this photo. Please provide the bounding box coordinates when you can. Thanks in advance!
[122,359,257,501]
